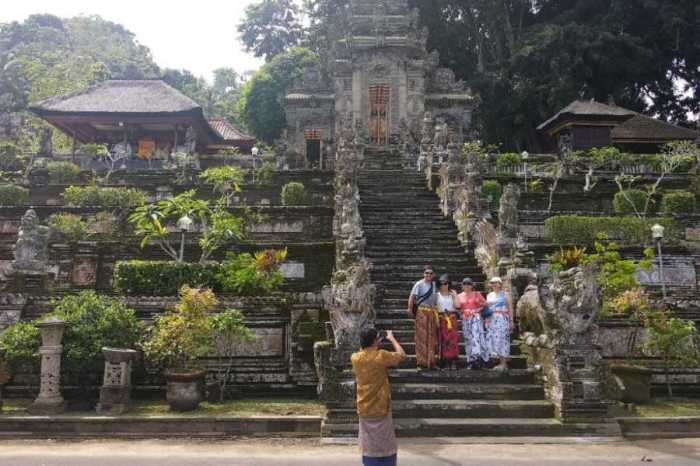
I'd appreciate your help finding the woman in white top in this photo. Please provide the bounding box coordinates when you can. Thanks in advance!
[436,274,460,370]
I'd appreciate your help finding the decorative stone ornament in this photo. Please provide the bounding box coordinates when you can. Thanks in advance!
[97,347,138,414]
[28,316,67,414]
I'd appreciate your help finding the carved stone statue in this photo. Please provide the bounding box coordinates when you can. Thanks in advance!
[184,126,197,155]
[38,128,53,157]
[557,131,573,156]
[517,266,600,347]
[433,118,449,149]
[12,210,51,273]
[498,184,520,238]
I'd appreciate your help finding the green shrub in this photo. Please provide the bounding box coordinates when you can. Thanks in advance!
[255,161,275,185]
[281,182,309,205]
[661,191,696,214]
[48,213,91,242]
[495,152,522,171]
[115,260,222,296]
[544,216,678,245]
[0,291,142,386]
[0,141,27,172]
[0,184,28,206]
[216,249,287,295]
[53,291,142,385]
[613,189,649,215]
[64,185,146,209]
[482,180,502,209]
[0,321,41,375]
[80,143,108,156]
[47,161,81,184]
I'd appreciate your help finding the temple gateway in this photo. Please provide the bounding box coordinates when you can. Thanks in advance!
[283,0,475,168]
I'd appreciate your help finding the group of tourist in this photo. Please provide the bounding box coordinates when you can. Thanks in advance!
[408,265,514,372]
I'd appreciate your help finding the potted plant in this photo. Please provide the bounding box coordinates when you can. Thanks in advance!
[143,285,219,411]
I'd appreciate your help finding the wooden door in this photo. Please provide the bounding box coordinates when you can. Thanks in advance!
[369,85,390,145]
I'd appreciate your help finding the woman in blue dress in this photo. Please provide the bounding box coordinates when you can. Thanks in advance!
[485,277,514,371]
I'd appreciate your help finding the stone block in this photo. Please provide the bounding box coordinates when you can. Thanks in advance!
[280,262,305,279]
[686,227,700,242]
[216,328,285,358]
[636,258,696,287]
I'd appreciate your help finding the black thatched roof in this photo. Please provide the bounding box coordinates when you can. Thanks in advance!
[29,80,201,115]
[538,99,635,132]
[612,114,699,142]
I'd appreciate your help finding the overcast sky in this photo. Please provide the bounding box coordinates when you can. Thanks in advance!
[0,0,267,82]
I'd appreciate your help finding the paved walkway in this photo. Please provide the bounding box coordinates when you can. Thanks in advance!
[0,438,699,465]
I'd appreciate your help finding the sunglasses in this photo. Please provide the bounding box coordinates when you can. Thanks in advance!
[424,271,434,275]
[439,281,449,285]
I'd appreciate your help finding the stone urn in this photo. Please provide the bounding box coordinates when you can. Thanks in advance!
[609,363,654,404]
[165,370,206,411]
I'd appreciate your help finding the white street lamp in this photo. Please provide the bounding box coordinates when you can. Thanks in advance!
[651,223,666,300]
[177,214,193,262]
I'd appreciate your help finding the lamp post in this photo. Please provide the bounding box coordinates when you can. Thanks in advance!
[651,223,667,300]
[522,151,529,190]
[177,214,193,262]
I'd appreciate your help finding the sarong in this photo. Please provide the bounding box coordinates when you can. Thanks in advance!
[359,412,397,459]
[415,305,438,369]
[486,311,511,358]
[462,314,489,363]
[438,313,460,361]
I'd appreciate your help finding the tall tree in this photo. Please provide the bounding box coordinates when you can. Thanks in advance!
[238,0,304,61]
[238,47,319,143]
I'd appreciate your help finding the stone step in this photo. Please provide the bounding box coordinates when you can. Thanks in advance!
[390,383,544,400]
[392,354,528,370]
[388,368,537,384]
[391,399,554,419]
[373,281,486,290]
[321,418,620,438]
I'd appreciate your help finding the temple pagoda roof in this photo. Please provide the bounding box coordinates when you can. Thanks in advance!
[30,80,201,116]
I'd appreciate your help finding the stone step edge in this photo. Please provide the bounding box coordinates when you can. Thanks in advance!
[0,415,321,439]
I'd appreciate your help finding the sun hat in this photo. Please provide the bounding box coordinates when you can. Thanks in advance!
[462,277,473,285]
[489,277,503,284]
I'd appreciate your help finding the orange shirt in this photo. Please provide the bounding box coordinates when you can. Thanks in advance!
[351,348,404,418]
[458,291,486,318]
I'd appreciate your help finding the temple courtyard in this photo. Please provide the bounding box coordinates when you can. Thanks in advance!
[1,438,700,465]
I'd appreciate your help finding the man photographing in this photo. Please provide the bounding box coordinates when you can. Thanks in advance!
[351,328,406,466]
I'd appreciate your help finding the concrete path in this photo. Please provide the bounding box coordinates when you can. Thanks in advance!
[0,438,699,465]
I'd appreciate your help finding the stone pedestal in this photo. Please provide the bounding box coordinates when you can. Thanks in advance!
[28,317,66,415]
[97,347,138,414]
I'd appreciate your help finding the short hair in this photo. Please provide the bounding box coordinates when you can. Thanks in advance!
[360,327,378,348]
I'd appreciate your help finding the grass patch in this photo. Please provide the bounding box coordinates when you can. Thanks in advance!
[1,398,324,417]
[635,398,700,418]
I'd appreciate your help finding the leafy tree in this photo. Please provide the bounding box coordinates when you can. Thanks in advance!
[238,47,319,143]
[238,0,305,61]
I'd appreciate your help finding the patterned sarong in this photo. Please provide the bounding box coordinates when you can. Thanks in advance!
[438,313,460,362]
[359,412,398,459]
[415,305,438,369]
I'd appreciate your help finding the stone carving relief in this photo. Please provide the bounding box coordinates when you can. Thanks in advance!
[498,184,521,239]
[430,68,466,93]
[13,210,50,273]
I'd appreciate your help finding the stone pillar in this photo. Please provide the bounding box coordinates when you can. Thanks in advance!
[97,347,138,414]
[29,317,66,414]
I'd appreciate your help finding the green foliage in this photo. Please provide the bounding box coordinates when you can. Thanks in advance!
[661,191,696,214]
[527,179,545,193]
[115,260,222,296]
[199,166,244,206]
[410,1,700,151]
[581,239,654,315]
[0,141,27,172]
[0,184,28,206]
[281,182,309,205]
[495,152,522,171]
[238,48,319,143]
[216,249,287,296]
[48,212,91,242]
[46,161,81,184]
[238,0,304,61]
[0,321,40,374]
[63,185,146,209]
[129,190,246,263]
[614,189,650,215]
[482,180,502,209]
[142,286,218,371]
[544,216,677,245]
[80,143,108,156]
[255,161,276,185]
[548,246,587,273]
[643,310,700,397]
[51,291,142,384]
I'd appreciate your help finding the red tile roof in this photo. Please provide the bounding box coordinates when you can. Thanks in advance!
[208,119,255,142]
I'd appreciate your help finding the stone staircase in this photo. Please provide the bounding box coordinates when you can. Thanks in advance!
[320,147,618,438]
